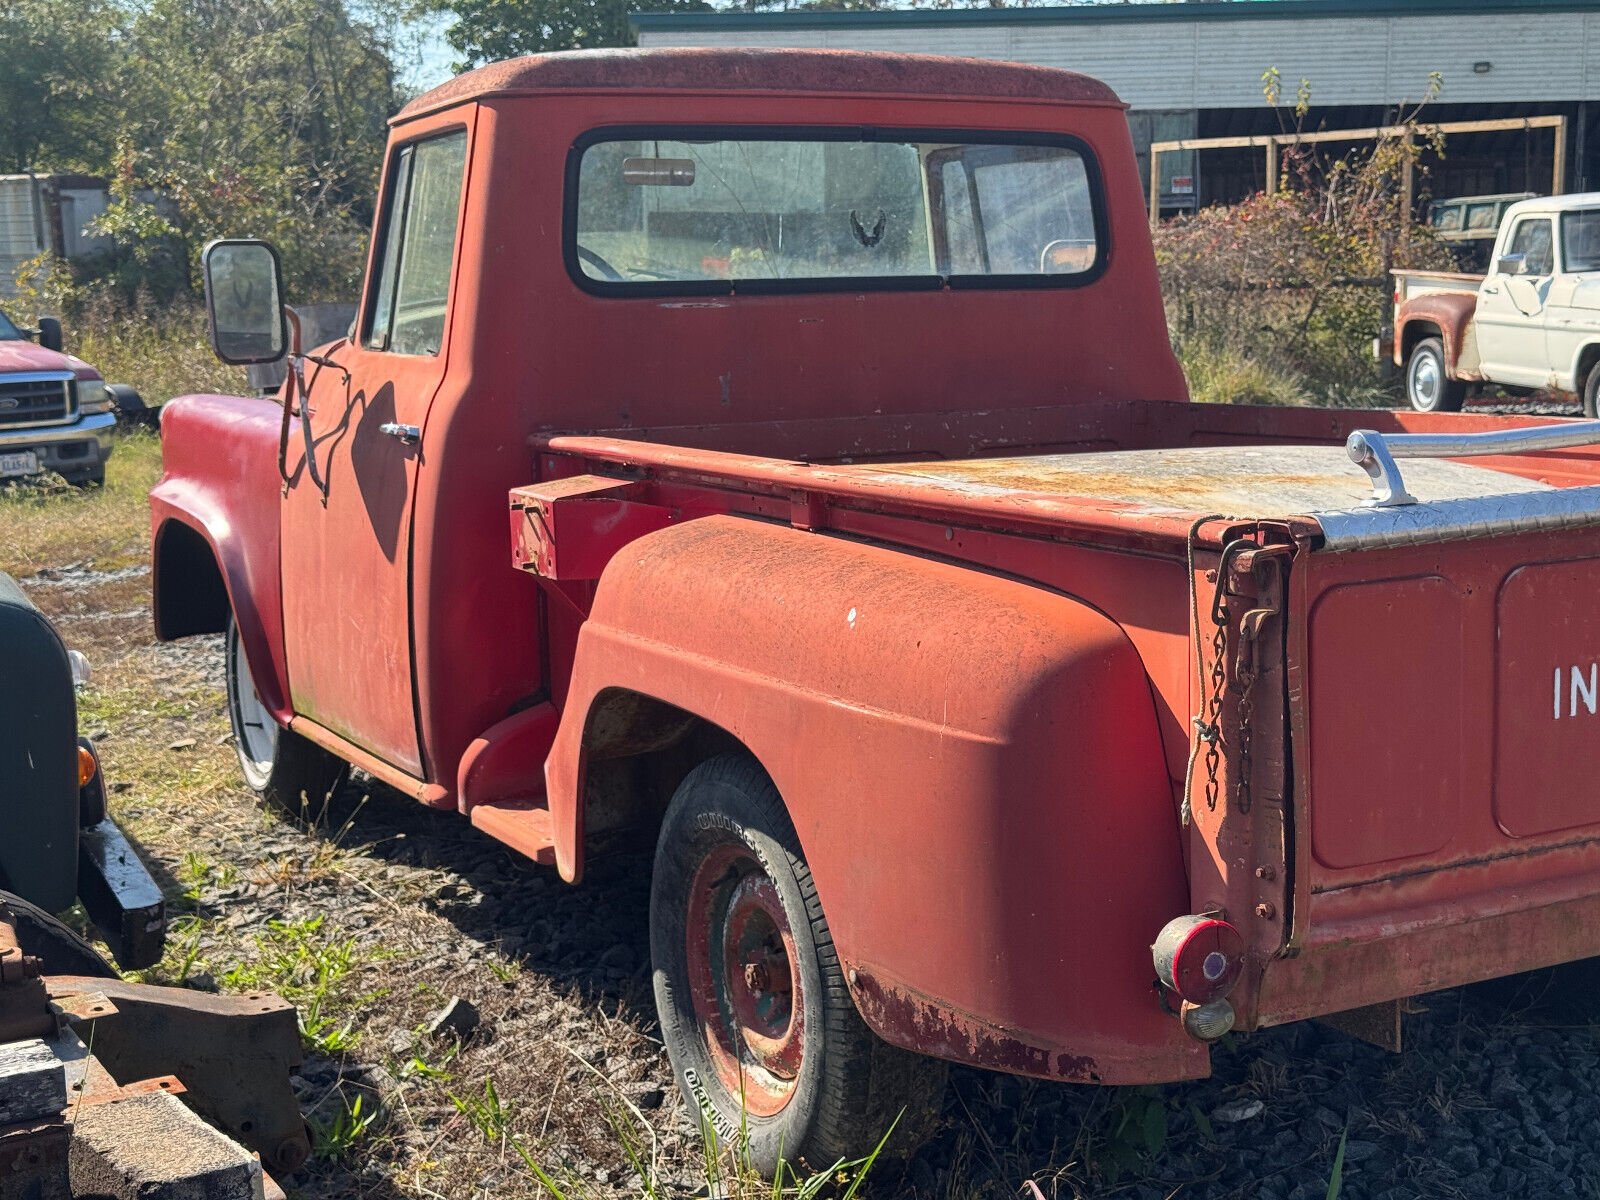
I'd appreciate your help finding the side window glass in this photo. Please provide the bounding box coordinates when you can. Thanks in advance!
[364,131,467,355]
[366,146,413,348]
[1507,218,1554,276]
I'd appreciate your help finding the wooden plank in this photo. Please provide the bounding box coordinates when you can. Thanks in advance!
[1265,139,1279,195]
[1553,114,1568,195]
[1151,114,1568,156]
[1149,146,1160,227]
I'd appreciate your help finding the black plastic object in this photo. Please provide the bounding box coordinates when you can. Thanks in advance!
[0,572,78,912]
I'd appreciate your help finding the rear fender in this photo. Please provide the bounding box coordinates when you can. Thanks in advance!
[149,394,288,718]
[1397,293,1480,378]
[546,516,1203,1084]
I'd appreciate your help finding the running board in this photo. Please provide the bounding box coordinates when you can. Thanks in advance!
[468,798,556,866]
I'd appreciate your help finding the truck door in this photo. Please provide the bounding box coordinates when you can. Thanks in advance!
[278,118,472,778]
[1476,215,1555,386]
[1546,208,1600,390]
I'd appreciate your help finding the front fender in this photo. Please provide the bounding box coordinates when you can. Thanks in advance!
[546,516,1202,1084]
[150,393,288,717]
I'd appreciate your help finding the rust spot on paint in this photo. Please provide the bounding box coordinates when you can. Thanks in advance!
[850,969,1101,1083]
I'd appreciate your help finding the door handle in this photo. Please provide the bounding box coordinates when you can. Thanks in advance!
[380,422,421,445]
[1482,285,1500,294]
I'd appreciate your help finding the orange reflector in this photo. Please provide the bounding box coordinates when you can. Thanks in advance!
[78,745,97,787]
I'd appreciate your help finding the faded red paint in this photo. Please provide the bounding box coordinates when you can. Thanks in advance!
[150,47,1600,1088]
[1394,290,1479,376]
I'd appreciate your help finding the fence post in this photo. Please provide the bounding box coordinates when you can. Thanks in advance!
[1150,146,1162,228]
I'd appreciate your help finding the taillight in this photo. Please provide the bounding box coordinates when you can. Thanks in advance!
[77,744,97,788]
[1152,915,1244,1005]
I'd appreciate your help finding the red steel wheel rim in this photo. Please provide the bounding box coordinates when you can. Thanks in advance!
[685,844,805,1118]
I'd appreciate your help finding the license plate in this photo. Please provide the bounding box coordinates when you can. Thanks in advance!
[0,450,38,478]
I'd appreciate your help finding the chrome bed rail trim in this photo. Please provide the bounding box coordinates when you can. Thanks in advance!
[1311,485,1600,552]
[1348,421,1600,507]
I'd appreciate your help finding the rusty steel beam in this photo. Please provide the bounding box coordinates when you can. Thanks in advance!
[48,977,308,1176]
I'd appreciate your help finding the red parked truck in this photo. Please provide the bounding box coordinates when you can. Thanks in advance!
[151,48,1600,1170]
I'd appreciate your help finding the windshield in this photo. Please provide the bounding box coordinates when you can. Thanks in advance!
[571,131,1100,292]
[0,309,23,340]
[1563,209,1600,272]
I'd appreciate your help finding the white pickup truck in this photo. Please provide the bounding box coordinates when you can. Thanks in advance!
[1393,192,1600,413]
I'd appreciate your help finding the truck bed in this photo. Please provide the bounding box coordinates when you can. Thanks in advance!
[879,444,1542,515]
[531,397,1600,1035]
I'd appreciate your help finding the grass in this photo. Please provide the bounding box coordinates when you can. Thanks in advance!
[0,428,163,575]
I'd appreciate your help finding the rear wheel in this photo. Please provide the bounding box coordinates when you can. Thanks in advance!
[225,618,341,817]
[1406,336,1466,412]
[1583,363,1600,419]
[650,755,945,1176]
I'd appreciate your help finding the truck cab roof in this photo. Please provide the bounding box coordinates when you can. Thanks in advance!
[1501,191,1600,221]
[395,47,1124,124]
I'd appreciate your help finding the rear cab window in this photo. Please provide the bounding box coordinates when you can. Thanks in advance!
[364,130,468,355]
[1561,209,1600,273]
[566,127,1104,295]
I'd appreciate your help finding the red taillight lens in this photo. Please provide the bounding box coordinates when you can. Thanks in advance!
[1152,915,1244,1004]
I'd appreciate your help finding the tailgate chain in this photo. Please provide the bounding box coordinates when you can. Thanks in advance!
[1183,517,1228,825]
[1184,526,1272,823]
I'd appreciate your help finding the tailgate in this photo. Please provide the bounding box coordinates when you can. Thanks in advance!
[1259,425,1600,1024]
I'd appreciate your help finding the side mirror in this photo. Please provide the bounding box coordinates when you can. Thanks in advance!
[1495,253,1525,276]
[201,239,287,365]
[37,316,62,352]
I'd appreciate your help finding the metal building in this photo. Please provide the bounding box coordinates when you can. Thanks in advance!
[632,0,1599,214]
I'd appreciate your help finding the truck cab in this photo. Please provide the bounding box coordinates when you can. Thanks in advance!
[1395,192,1600,413]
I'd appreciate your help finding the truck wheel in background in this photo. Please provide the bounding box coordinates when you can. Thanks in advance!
[1406,337,1466,412]
[651,754,946,1176]
[106,384,151,426]
[225,618,342,818]
[1584,365,1600,419]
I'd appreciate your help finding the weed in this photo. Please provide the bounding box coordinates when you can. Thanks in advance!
[451,1076,515,1146]
[312,1093,379,1161]
[395,1051,455,1084]
[220,916,390,1055]
[487,955,521,985]
[1099,1086,1169,1177]
[1325,1121,1349,1200]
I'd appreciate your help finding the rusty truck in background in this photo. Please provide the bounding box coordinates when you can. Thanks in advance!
[150,48,1600,1172]
[1394,191,1600,413]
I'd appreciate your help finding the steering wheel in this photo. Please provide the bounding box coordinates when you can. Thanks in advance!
[576,245,624,282]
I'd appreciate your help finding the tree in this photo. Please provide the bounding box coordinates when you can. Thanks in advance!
[428,0,709,64]
[0,0,122,173]
[93,0,401,298]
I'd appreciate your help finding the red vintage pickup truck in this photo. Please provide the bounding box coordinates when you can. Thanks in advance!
[151,48,1600,1171]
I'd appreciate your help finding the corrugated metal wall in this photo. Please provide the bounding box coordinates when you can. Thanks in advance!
[0,178,45,301]
[638,11,1599,108]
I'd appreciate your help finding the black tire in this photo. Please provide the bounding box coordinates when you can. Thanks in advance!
[1584,363,1600,419]
[224,618,342,817]
[1406,336,1466,412]
[651,754,946,1176]
[106,383,152,426]
[0,888,117,978]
